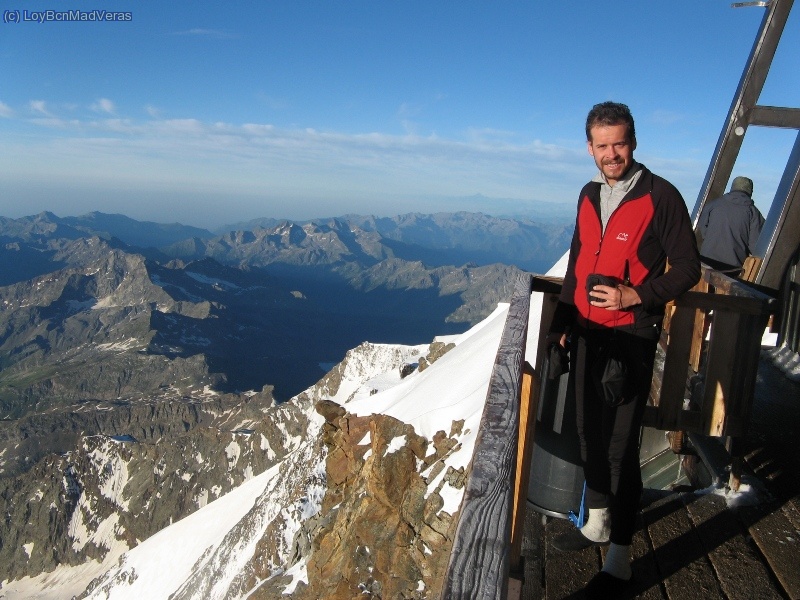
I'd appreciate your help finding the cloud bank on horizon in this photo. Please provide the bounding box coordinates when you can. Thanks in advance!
[1,1,797,228]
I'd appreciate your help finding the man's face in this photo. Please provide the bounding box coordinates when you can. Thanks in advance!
[587,124,636,185]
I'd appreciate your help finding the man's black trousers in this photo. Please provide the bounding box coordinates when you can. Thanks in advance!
[571,325,658,546]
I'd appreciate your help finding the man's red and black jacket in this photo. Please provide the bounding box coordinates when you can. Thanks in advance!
[551,165,701,337]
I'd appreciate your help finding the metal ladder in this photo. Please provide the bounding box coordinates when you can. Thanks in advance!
[690,0,800,295]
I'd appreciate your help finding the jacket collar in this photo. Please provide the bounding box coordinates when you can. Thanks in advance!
[587,163,653,204]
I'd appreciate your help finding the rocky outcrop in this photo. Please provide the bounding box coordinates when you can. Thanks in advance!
[288,401,466,599]
[0,243,222,418]
[418,341,455,372]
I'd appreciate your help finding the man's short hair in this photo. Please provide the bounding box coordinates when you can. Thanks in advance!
[586,101,636,143]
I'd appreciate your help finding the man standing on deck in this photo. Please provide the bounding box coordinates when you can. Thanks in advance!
[547,101,700,598]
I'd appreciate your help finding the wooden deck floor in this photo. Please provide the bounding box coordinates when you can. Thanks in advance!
[514,358,800,600]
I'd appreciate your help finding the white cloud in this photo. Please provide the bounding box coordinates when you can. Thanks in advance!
[0,101,13,118]
[91,98,116,114]
[241,123,275,135]
[0,101,720,227]
[2,109,593,201]
[29,117,70,128]
[397,102,421,119]
[29,100,51,116]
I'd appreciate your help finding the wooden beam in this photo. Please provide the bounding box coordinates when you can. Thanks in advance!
[702,311,739,437]
[702,307,770,437]
[530,275,563,295]
[441,272,532,599]
[703,268,775,299]
[510,362,539,571]
[654,304,696,431]
[675,291,774,316]
[689,278,710,372]
[533,292,561,382]
[741,255,762,282]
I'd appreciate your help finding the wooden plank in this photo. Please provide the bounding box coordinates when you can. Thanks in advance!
[684,492,783,600]
[702,309,768,437]
[643,492,725,599]
[689,279,710,372]
[655,304,696,431]
[723,312,770,437]
[740,255,762,282]
[677,409,704,432]
[628,493,668,600]
[675,291,773,316]
[783,496,800,532]
[739,501,800,599]
[441,272,532,599]
[530,275,563,295]
[510,362,539,570]
[533,292,559,380]
[702,310,741,436]
[703,268,774,299]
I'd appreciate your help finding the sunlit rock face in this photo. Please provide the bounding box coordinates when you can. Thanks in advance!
[293,403,464,600]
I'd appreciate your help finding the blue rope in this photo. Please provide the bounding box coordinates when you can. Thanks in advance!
[568,481,587,528]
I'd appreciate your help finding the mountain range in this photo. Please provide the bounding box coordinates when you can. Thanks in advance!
[6,209,571,273]
[0,209,571,597]
[1,301,520,599]
[0,210,572,408]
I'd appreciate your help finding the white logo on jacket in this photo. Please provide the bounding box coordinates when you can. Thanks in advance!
[616,232,629,241]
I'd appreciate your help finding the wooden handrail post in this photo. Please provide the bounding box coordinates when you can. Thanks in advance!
[510,361,539,571]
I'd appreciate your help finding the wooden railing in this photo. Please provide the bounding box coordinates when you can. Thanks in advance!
[643,267,775,437]
[440,271,533,600]
[441,267,775,599]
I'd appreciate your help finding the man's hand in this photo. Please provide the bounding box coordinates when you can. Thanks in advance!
[590,284,641,311]
[545,332,568,348]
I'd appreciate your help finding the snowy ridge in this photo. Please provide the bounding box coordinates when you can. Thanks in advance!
[82,414,326,600]
[0,307,502,598]
[76,306,507,599]
[308,341,428,403]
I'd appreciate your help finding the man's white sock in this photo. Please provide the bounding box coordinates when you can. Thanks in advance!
[602,543,632,580]
[580,507,610,542]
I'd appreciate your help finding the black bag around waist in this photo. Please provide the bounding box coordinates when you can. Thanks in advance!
[591,333,630,407]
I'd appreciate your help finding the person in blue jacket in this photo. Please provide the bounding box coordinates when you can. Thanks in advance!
[697,176,765,275]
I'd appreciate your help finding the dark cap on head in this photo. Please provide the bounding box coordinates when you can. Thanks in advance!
[731,176,753,196]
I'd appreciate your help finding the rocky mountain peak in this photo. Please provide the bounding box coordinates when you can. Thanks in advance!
[300,404,461,599]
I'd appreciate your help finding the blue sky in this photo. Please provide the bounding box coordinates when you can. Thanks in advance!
[1,1,798,229]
